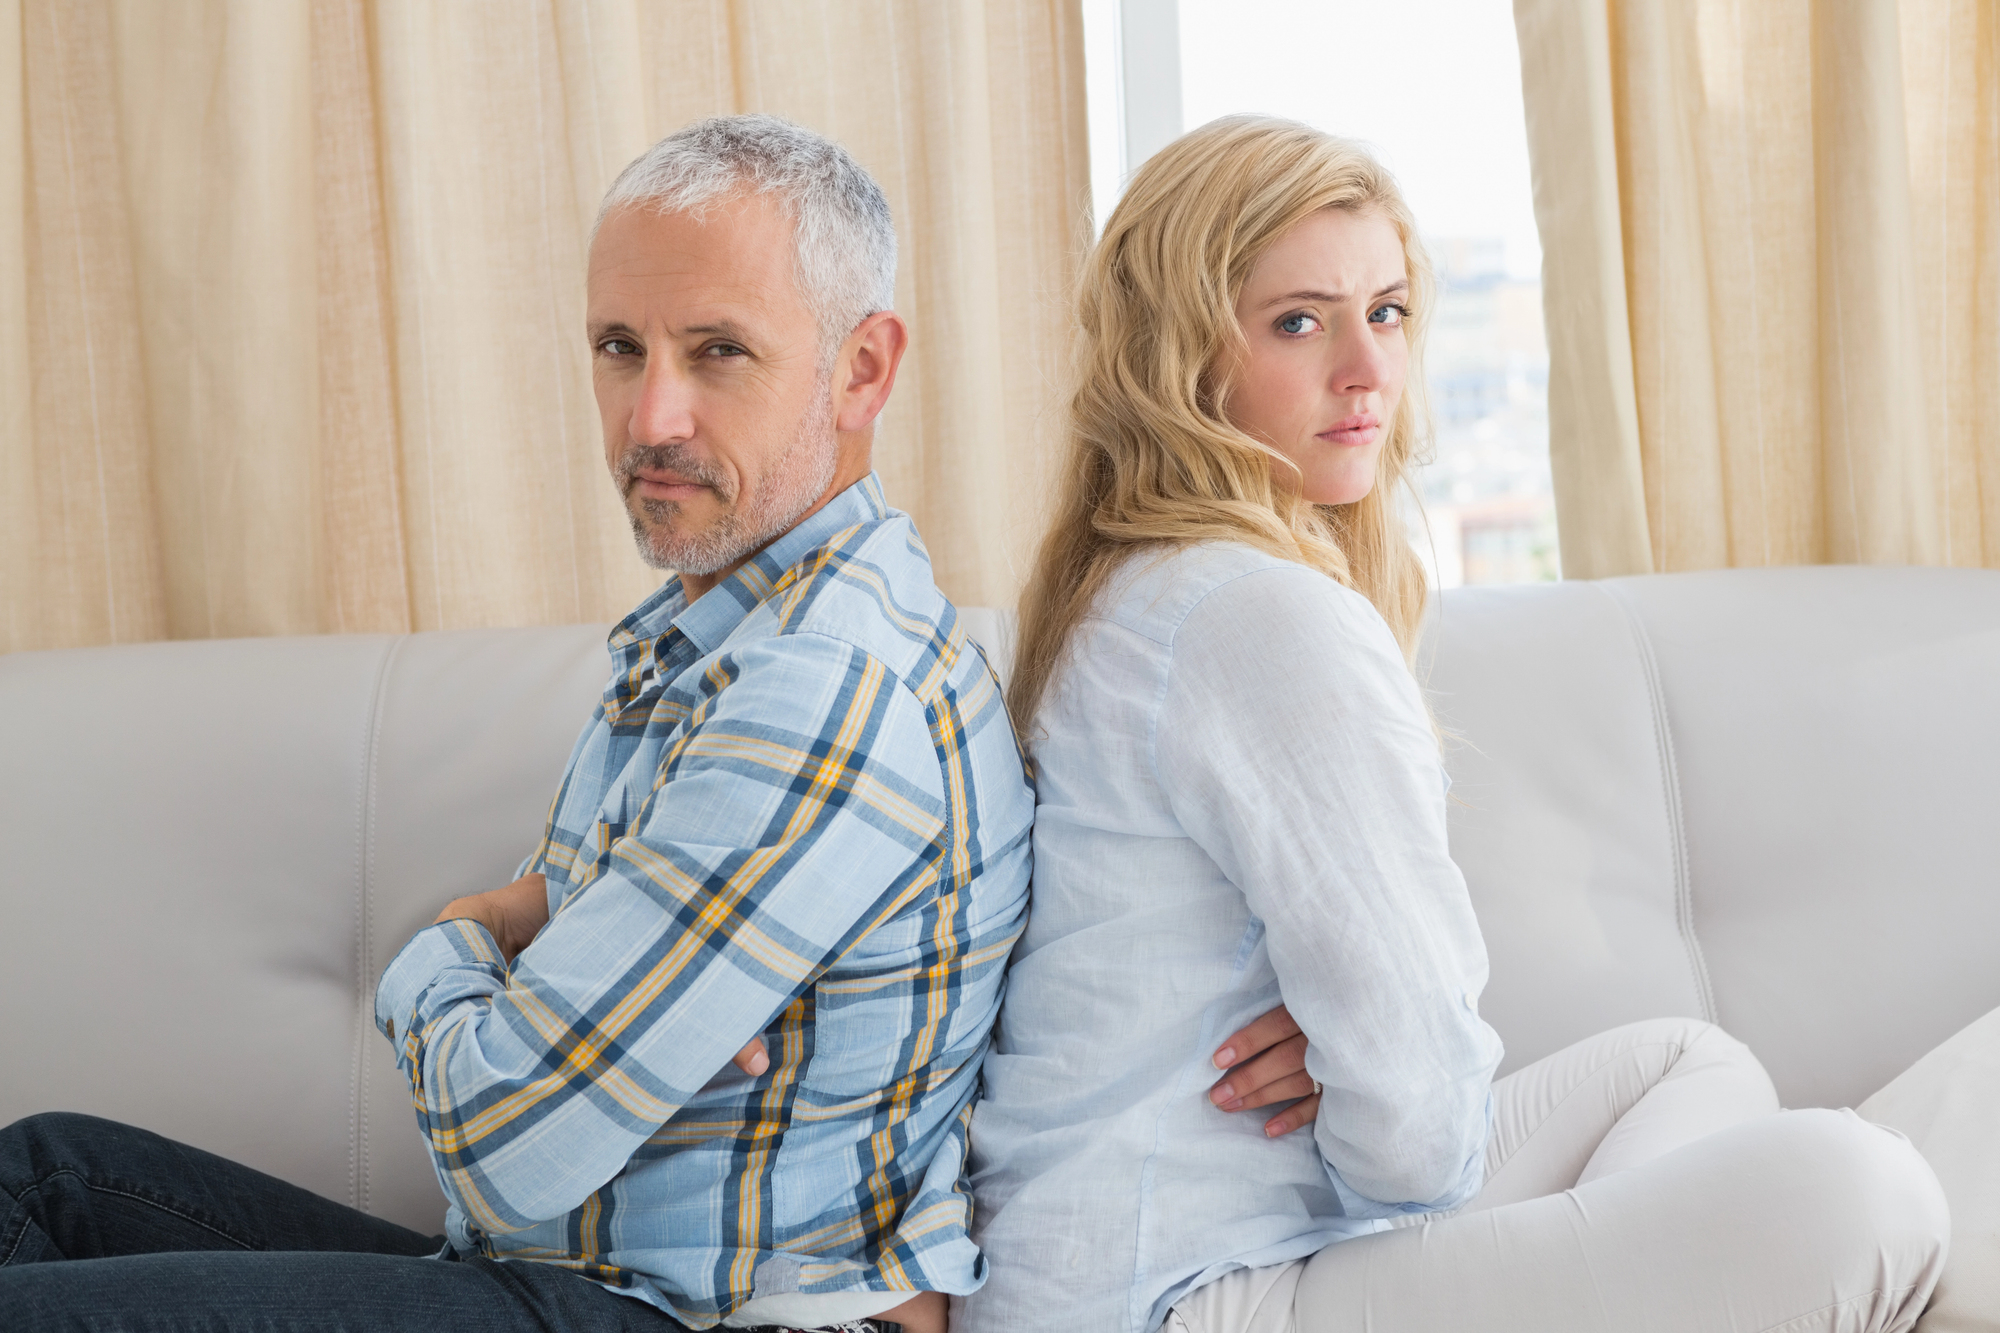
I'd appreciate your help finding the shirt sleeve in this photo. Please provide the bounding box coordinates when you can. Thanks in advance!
[372,631,950,1235]
[513,699,611,882]
[1153,566,1503,1217]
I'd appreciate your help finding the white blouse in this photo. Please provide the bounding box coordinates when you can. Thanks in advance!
[959,541,1502,1333]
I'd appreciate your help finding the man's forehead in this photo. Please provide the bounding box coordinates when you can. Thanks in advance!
[587,196,801,327]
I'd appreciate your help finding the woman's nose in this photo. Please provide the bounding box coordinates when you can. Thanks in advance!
[1329,323,1389,396]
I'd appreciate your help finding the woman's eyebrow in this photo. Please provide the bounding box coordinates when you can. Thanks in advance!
[1257,279,1410,309]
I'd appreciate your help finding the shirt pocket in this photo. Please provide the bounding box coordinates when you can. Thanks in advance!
[560,791,640,906]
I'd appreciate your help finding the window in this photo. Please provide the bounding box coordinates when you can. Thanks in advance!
[1085,0,1557,587]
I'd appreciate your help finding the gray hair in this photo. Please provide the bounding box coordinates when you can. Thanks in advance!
[596,115,898,360]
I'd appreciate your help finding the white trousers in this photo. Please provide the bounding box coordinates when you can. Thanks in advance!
[1858,1004,2000,1333]
[1167,1018,1950,1333]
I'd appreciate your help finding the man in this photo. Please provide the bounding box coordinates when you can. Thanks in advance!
[0,116,1032,1333]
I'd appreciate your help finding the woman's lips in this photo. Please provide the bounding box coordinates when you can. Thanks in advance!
[1317,415,1381,447]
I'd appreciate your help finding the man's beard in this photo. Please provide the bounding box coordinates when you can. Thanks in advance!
[616,386,838,577]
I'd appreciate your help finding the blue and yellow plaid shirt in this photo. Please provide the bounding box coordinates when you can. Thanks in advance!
[375,475,1034,1327]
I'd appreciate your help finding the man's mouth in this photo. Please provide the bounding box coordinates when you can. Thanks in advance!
[630,473,712,501]
[616,444,731,505]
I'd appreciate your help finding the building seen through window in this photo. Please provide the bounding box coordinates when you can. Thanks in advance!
[1421,238,1556,587]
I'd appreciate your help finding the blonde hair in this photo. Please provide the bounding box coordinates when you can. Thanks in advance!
[1008,115,1435,740]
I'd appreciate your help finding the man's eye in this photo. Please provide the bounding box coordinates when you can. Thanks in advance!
[1369,303,1409,327]
[1277,312,1321,336]
[598,338,640,357]
[704,343,747,358]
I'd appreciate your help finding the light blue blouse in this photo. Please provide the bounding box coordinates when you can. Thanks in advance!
[959,542,1502,1333]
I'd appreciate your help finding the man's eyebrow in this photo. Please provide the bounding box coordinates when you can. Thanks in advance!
[681,319,754,341]
[1256,280,1411,309]
[585,318,756,341]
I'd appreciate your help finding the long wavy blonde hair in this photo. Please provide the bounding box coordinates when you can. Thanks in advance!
[1008,116,1436,740]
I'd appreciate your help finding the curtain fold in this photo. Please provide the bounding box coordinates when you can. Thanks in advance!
[1,0,1089,653]
[1516,0,1999,578]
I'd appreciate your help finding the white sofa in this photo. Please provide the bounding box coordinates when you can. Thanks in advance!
[3,566,1997,1242]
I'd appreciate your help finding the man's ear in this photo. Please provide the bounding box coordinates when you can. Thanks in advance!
[833,310,909,434]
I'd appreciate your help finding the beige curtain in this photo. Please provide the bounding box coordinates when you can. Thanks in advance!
[0,0,1089,653]
[1515,0,1999,578]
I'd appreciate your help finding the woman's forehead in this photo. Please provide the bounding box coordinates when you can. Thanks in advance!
[1246,208,1407,298]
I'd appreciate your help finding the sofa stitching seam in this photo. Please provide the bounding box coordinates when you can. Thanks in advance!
[1596,582,1717,1024]
[350,635,405,1217]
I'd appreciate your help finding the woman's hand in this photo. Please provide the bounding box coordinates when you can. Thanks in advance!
[1210,1004,1320,1137]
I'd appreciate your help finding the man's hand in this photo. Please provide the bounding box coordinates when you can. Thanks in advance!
[434,873,551,962]
[433,873,773,1076]
[1210,1003,1320,1137]
[730,1038,769,1077]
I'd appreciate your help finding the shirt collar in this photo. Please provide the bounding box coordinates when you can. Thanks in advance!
[607,472,891,661]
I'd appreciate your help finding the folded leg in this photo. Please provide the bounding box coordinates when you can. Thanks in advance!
[1860,1003,2000,1333]
[0,1245,689,1333]
[1174,1110,1946,1333]
[1171,1022,1944,1333]
[0,1112,438,1264]
[0,1113,687,1332]
[1471,1015,1780,1210]
[1289,1109,1947,1333]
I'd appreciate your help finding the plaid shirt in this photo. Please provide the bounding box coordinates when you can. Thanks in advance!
[375,475,1034,1328]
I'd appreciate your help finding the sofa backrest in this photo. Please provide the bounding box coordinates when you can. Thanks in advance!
[3,567,1996,1234]
[1420,567,2000,1116]
[0,625,608,1233]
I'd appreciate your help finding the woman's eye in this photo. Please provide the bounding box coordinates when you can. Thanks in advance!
[1277,312,1321,336]
[1369,303,1409,327]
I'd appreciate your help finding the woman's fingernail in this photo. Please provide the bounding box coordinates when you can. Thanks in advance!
[1213,1046,1236,1069]
[1210,1081,1234,1104]
[1265,1120,1284,1137]
[1221,1098,1244,1112]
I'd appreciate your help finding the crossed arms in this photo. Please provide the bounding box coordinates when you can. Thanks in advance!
[433,873,1325,1136]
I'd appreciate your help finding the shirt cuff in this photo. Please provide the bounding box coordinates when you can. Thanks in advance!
[374,918,507,1048]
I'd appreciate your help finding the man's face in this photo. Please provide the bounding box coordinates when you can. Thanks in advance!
[587,194,837,578]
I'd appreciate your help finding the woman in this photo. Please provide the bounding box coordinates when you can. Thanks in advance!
[957,117,1948,1333]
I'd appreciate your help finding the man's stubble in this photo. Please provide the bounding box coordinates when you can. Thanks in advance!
[617,375,838,577]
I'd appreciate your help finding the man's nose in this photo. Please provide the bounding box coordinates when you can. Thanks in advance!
[630,359,697,445]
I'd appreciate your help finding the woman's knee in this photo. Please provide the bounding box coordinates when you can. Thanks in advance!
[1588,1016,1766,1076]
[1763,1108,1950,1267]
[1553,1017,1772,1094]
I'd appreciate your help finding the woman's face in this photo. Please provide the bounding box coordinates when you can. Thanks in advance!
[1226,207,1410,506]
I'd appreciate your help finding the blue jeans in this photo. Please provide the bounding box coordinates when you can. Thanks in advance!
[0,1112,690,1332]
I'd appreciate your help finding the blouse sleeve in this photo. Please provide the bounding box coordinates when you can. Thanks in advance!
[1153,564,1503,1215]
